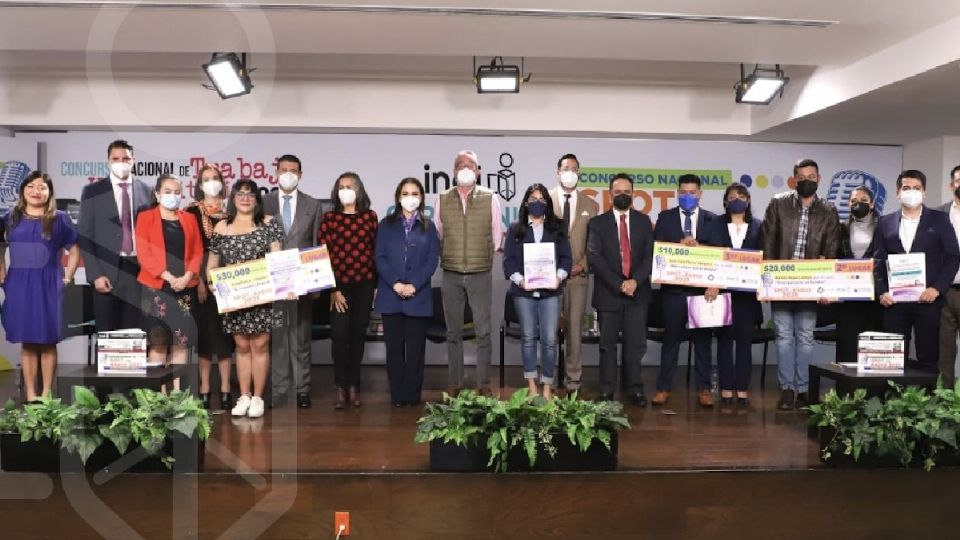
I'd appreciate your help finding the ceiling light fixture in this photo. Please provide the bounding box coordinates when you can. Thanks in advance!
[735,63,789,105]
[475,57,531,94]
[202,53,254,99]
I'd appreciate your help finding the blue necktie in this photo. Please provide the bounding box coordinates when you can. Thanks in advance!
[683,210,693,237]
[282,195,292,232]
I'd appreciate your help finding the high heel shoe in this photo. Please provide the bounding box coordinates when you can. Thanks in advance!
[200,393,211,409]
[720,390,734,406]
[348,386,361,408]
[220,392,233,410]
[737,392,750,406]
[334,387,347,410]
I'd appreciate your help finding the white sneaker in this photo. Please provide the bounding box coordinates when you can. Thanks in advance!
[247,396,265,418]
[231,394,251,417]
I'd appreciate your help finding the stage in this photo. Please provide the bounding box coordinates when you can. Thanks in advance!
[0,366,956,539]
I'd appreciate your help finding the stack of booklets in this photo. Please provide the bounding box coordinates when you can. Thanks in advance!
[856,331,905,374]
[97,329,147,374]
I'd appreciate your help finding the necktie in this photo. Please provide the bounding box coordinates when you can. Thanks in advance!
[683,210,693,237]
[619,213,632,278]
[119,182,133,254]
[282,195,292,232]
[563,194,571,230]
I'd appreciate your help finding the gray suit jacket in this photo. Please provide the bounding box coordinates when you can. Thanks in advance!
[262,189,322,250]
[78,177,154,282]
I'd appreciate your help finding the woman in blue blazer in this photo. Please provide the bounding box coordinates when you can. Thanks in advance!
[374,177,440,407]
[711,183,763,405]
[503,183,573,399]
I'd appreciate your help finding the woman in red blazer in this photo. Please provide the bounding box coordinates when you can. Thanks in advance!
[135,174,203,383]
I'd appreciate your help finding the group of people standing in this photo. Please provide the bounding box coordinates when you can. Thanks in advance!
[4,141,960,413]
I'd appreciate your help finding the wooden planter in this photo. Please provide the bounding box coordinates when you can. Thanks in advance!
[817,427,960,469]
[0,432,205,473]
[429,432,618,472]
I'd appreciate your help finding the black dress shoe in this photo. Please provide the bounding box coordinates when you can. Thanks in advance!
[777,389,796,411]
[200,393,211,409]
[297,392,312,409]
[795,392,809,410]
[737,397,751,406]
[393,401,404,408]
[630,392,648,407]
[599,392,615,401]
[220,392,233,410]
[720,396,734,406]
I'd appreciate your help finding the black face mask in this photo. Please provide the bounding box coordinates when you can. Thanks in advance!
[613,194,633,211]
[796,179,818,198]
[850,202,871,219]
[954,186,960,200]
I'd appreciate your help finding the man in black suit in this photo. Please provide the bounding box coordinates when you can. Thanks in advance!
[652,174,720,408]
[78,139,155,331]
[586,173,653,406]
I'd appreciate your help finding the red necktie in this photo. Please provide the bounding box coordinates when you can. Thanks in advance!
[619,213,632,278]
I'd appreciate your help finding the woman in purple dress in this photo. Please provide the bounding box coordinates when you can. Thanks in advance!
[1,172,80,402]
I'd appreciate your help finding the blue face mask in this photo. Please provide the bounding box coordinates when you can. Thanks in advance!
[159,193,180,210]
[527,200,547,218]
[727,199,748,215]
[678,193,699,212]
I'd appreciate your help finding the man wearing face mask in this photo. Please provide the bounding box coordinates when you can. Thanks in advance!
[262,154,322,408]
[938,165,960,386]
[78,139,154,332]
[552,153,599,393]
[875,170,960,375]
[433,150,504,397]
[762,158,841,410]
[652,174,720,408]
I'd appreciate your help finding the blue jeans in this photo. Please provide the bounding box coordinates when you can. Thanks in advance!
[513,294,560,385]
[771,302,817,392]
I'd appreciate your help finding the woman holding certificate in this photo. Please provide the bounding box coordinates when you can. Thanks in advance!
[711,183,763,405]
[135,174,203,390]
[374,177,440,407]
[503,184,572,399]
[208,179,285,418]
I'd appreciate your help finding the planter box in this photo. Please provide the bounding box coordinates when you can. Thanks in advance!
[429,432,618,472]
[0,432,205,473]
[816,427,960,469]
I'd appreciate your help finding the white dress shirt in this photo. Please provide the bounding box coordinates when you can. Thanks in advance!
[949,203,960,283]
[679,206,699,238]
[110,172,138,255]
[728,222,747,250]
[280,188,299,229]
[555,186,578,231]
[614,208,630,244]
[899,210,922,254]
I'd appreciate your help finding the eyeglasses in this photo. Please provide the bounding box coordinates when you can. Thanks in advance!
[234,192,255,200]
[526,198,546,205]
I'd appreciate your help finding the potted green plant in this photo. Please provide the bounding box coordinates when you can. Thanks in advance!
[415,389,630,472]
[0,386,211,472]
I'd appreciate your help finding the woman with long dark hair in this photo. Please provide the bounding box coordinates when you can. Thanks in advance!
[502,183,572,399]
[185,164,235,410]
[0,171,80,402]
[835,185,883,363]
[319,172,378,409]
[711,183,763,405]
[375,177,439,407]
[207,178,284,418]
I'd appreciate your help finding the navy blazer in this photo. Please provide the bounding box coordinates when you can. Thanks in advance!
[586,210,654,310]
[655,205,720,295]
[502,222,573,298]
[873,207,960,296]
[374,215,440,317]
[77,177,154,283]
[709,217,764,252]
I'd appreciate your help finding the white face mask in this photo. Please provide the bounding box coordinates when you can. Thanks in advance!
[201,180,222,197]
[400,196,420,213]
[278,172,299,191]
[559,170,579,189]
[110,162,132,179]
[159,193,180,210]
[339,188,357,206]
[899,190,923,209]
[456,168,477,186]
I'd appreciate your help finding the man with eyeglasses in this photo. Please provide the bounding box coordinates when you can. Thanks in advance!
[762,158,841,410]
[552,153,598,393]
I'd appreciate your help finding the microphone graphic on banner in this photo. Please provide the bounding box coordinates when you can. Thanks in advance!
[0,160,31,211]
[826,170,887,221]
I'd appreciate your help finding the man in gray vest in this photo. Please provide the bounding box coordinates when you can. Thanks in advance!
[434,150,504,397]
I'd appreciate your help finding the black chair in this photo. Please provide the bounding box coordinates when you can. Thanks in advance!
[755,326,776,389]
[498,292,566,389]
[426,286,475,344]
[62,283,96,365]
[813,303,839,344]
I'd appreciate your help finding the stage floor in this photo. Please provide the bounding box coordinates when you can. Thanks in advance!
[0,364,821,473]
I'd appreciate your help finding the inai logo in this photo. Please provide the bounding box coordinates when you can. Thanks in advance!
[0,160,30,210]
[489,153,516,201]
[826,170,887,221]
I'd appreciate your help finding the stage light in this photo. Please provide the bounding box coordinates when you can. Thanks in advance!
[202,53,253,99]
[735,64,789,105]
[474,57,529,94]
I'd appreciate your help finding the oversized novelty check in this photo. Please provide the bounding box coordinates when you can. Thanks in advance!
[209,246,336,313]
[652,242,763,291]
[757,259,875,301]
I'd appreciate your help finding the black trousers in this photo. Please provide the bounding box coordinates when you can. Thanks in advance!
[716,294,759,392]
[598,301,647,395]
[658,292,712,392]
[330,280,375,388]
[92,256,143,332]
[383,314,428,403]
[835,301,884,364]
[882,299,943,369]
